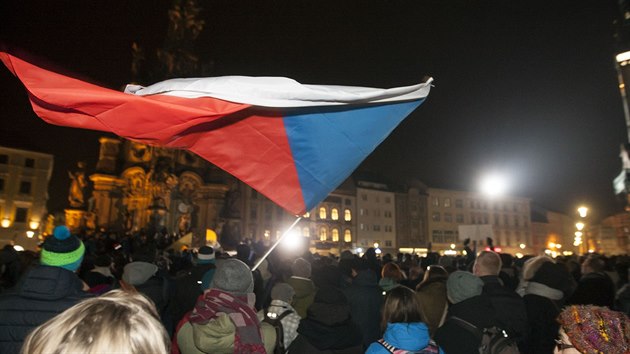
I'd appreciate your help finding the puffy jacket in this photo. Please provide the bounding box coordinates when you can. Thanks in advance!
[0,265,92,353]
[366,322,444,354]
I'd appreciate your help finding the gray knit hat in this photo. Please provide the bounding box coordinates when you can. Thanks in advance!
[447,270,484,304]
[211,258,254,294]
[291,257,312,278]
[271,282,295,303]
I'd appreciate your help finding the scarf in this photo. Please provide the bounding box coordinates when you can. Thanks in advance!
[524,281,564,300]
[190,289,265,354]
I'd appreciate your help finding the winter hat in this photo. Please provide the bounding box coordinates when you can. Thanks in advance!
[40,226,85,272]
[447,270,483,304]
[122,261,158,286]
[558,305,630,354]
[271,282,295,303]
[291,257,312,278]
[530,261,572,294]
[197,246,215,264]
[211,258,254,294]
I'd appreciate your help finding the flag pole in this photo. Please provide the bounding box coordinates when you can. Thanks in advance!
[252,216,303,271]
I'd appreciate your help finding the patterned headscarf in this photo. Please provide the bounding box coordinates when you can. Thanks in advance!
[557,305,630,354]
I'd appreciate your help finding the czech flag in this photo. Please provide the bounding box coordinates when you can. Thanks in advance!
[1,49,432,215]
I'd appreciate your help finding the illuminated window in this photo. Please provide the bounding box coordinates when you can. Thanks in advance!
[344,229,352,242]
[331,208,339,220]
[302,227,310,237]
[432,197,439,206]
[319,227,327,241]
[304,211,310,218]
[319,207,327,219]
[332,228,339,242]
[444,198,451,207]
[432,212,440,222]
[344,209,352,221]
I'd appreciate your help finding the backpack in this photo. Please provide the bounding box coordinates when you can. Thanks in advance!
[262,309,293,354]
[377,338,440,354]
[450,316,520,354]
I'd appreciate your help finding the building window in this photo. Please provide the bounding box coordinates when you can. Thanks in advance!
[319,207,327,219]
[345,198,352,205]
[444,230,456,243]
[0,154,7,164]
[385,225,393,232]
[361,194,367,201]
[24,158,35,168]
[455,199,463,208]
[385,196,391,204]
[373,224,381,231]
[432,212,441,222]
[0,178,4,192]
[504,215,509,226]
[344,229,352,242]
[344,209,352,221]
[302,227,310,237]
[432,230,444,243]
[456,214,464,223]
[444,213,452,222]
[15,207,28,223]
[444,198,451,207]
[432,197,439,206]
[514,216,519,226]
[360,208,369,216]
[19,181,31,195]
[384,210,392,218]
[319,227,327,241]
[331,208,339,220]
[332,228,339,242]
[385,240,392,247]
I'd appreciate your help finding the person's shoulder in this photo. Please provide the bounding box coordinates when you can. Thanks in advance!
[365,341,387,354]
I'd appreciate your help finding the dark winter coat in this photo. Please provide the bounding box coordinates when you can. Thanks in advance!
[568,271,616,308]
[173,262,216,323]
[521,291,563,354]
[343,269,383,348]
[287,287,363,354]
[434,295,496,354]
[0,265,92,354]
[479,275,529,344]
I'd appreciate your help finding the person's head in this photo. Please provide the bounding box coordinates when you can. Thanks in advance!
[581,254,605,275]
[211,258,254,294]
[381,262,405,281]
[522,255,554,281]
[473,251,502,276]
[530,261,573,297]
[196,246,215,265]
[381,286,423,329]
[447,270,484,304]
[40,226,85,272]
[291,257,312,278]
[21,289,170,354]
[555,305,630,354]
[271,282,295,304]
[422,265,448,283]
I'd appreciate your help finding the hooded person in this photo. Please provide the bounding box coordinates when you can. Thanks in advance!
[177,258,276,354]
[287,257,317,318]
[259,282,301,350]
[0,225,92,354]
[434,271,497,354]
[521,261,574,354]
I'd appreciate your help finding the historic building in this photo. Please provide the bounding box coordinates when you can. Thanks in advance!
[0,146,53,250]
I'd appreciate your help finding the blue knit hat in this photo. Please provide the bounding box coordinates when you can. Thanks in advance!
[40,226,85,271]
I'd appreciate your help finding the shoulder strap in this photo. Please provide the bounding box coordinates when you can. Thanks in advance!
[277,309,293,321]
[378,339,397,353]
[450,316,483,341]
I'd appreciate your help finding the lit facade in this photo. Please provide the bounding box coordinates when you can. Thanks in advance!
[355,180,397,253]
[426,188,532,254]
[600,212,630,254]
[0,146,53,250]
[395,180,429,253]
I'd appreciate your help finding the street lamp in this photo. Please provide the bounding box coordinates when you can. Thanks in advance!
[577,206,588,218]
[575,206,589,254]
[479,173,508,198]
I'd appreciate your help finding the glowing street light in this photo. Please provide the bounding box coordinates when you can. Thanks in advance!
[479,174,508,198]
[1,218,10,228]
[575,222,585,231]
[577,206,588,218]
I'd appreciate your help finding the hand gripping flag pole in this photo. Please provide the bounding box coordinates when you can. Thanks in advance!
[252,216,302,271]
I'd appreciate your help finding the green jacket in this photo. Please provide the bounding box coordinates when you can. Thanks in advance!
[286,276,317,318]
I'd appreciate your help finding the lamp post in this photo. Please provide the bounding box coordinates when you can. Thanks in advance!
[575,206,589,255]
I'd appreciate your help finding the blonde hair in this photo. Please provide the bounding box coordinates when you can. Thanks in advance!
[474,251,502,276]
[21,290,170,354]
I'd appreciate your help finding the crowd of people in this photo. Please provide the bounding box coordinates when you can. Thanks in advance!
[1,225,630,353]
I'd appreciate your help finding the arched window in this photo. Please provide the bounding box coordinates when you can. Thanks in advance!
[332,228,339,242]
[319,207,327,219]
[344,209,352,221]
[344,229,352,242]
[319,227,327,241]
[302,227,310,237]
[331,208,339,220]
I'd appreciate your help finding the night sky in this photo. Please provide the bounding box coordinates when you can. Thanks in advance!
[0,0,627,221]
